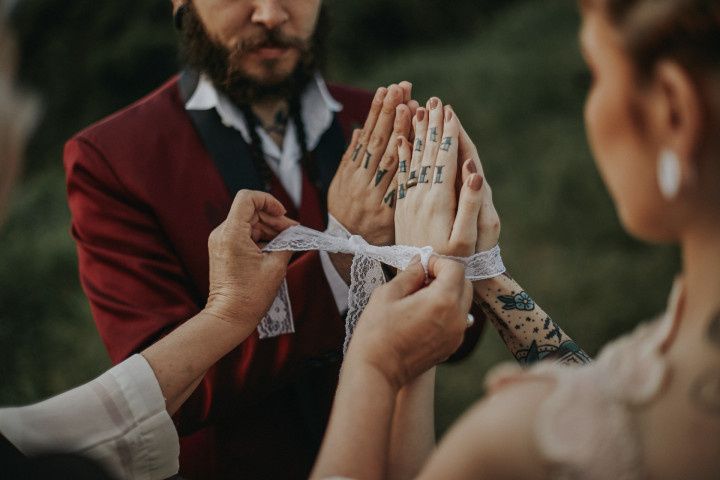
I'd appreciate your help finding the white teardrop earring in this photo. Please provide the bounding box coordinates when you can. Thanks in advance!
[657,149,682,200]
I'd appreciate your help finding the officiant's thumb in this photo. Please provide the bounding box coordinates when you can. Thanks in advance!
[383,256,425,299]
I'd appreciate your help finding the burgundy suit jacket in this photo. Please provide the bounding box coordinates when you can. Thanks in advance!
[64,74,372,479]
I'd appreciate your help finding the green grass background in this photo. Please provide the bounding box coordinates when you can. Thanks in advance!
[1,0,678,435]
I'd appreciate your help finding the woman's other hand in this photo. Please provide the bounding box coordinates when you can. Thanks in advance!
[205,190,297,326]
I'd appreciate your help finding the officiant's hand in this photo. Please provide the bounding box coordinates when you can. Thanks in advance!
[395,99,485,257]
[328,82,418,246]
[205,190,297,327]
[347,256,472,388]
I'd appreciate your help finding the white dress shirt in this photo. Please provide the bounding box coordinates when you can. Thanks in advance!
[0,354,179,480]
[186,73,350,312]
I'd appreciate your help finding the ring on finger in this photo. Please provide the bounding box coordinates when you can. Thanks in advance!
[406,177,419,189]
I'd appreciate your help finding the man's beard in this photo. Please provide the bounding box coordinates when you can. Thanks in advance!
[179,3,328,105]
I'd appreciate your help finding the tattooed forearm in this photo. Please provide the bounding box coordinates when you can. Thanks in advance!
[690,368,720,415]
[418,165,430,184]
[375,169,388,187]
[440,137,452,152]
[434,165,444,184]
[475,276,591,366]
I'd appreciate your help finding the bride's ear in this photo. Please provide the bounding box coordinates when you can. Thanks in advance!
[647,60,705,184]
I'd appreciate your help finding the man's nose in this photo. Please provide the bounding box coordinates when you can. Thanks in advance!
[250,0,289,30]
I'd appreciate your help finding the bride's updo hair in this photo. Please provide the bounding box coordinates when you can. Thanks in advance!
[590,0,720,80]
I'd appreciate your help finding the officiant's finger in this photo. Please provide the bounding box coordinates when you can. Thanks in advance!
[263,250,294,271]
[430,106,460,194]
[425,257,473,311]
[228,190,286,227]
[449,173,484,253]
[258,211,298,232]
[361,84,404,175]
[381,257,426,300]
[396,136,412,203]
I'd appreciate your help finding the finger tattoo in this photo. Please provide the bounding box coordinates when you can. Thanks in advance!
[383,189,396,207]
[408,170,417,182]
[375,169,388,187]
[415,138,423,152]
[399,159,408,173]
[398,183,406,199]
[434,165,445,184]
[429,127,438,143]
[351,144,362,162]
[364,151,372,169]
[440,137,453,152]
[418,165,431,184]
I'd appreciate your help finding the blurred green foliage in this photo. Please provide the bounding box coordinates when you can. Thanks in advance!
[1,0,677,436]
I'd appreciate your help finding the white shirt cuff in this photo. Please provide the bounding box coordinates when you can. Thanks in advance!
[0,354,179,480]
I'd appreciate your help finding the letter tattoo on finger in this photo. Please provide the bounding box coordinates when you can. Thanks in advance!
[375,169,388,187]
[429,127,438,143]
[418,166,430,184]
[415,138,423,152]
[351,144,362,162]
[440,137,453,152]
[383,189,396,207]
[398,183,406,199]
[399,159,408,173]
[434,165,445,184]
[364,151,372,169]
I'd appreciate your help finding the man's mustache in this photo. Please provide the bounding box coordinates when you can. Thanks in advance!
[231,29,309,58]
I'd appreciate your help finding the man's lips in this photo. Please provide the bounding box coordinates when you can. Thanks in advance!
[250,47,291,60]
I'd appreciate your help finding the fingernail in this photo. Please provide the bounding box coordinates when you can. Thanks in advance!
[429,98,439,109]
[375,87,387,100]
[465,159,477,174]
[445,107,454,121]
[417,108,426,122]
[468,173,483,191]
[397,137,404,148]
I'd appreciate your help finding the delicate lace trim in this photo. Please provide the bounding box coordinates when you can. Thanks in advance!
[260,225,506,351]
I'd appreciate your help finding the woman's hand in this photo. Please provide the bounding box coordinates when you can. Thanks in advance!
[457,121,502,251]
[328,82,418,246]
[347,256,473,389]
[395,98,485,256]
[205,190,297,327]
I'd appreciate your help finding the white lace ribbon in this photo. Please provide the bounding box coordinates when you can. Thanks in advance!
[258,224,506,353]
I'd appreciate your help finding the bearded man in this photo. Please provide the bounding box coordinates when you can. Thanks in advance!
[62,1,421,478]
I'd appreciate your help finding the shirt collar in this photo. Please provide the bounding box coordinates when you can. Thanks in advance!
[184,72,342,154]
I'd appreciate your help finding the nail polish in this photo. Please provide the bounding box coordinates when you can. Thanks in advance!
[445,107,453,121]
[429,98,439,109]
[468,174,483,191]
[417,108,426,122]
[466,159,477,174]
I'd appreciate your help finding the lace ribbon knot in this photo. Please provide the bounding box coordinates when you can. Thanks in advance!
[257,224,506,353]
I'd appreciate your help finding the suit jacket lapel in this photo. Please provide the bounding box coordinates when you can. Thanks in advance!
[179,69,347,197]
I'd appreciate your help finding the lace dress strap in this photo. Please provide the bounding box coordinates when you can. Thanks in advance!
[485,279,683,479]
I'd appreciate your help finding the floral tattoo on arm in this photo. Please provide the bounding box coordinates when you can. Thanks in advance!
[477,277,591,366]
